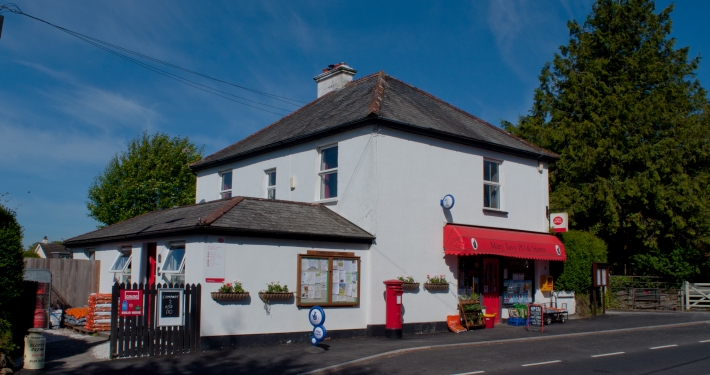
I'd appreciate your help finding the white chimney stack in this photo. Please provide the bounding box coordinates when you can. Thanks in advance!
[313,63,356,98]
[42,236,48,244]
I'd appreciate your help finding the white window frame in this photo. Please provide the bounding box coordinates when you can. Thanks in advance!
[219,170,233,199]
[318,144,338,200]
[109,247,133,273]
[483,159,502,210]
[162,242,186,275]
[265,169,276,200]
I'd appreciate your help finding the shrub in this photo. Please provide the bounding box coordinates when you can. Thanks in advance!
[553,231,608,293]
[0,201,25,355]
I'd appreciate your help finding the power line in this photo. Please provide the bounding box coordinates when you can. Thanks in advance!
[0,3,307,115]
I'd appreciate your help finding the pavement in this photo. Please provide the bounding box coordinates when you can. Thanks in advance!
[26,310,710,374]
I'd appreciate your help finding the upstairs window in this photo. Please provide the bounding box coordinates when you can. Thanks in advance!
[220,171,233,199]
[319,145,338,199]
[266,169,276,200]
[483,160,501,209]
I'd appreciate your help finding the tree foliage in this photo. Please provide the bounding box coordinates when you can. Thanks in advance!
[504,0,710,280]
[87,132,203,226]
[0,197,26,354]
[553,231,608,293]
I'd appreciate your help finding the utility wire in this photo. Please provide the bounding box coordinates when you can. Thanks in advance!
[0,3,306,115]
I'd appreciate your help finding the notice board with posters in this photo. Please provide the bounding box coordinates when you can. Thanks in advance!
[297,251,360,307]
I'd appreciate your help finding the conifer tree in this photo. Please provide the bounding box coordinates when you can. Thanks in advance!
[504,0,710,280]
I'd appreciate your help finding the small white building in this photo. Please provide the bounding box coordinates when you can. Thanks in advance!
[66,64,568,348]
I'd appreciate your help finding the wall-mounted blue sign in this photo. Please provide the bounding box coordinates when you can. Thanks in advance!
[308,306,327,346]
[440,194,455,209]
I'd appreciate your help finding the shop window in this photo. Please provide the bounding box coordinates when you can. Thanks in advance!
[265,169,276,200]
[162,243,186,285]
[110,247,132,285]
[220,171,233,199]
[483,160,501,209]
[457,256,480,295]
[319,145,338,200]
[501,258,534,305]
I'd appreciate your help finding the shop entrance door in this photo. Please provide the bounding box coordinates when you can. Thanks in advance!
[482,258,500,322]
[146,243,157,286]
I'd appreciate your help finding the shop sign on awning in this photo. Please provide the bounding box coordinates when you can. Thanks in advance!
[444,225,566,261]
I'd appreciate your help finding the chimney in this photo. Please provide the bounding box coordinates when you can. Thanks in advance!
[42,236,48,244]
[313,63,357,98]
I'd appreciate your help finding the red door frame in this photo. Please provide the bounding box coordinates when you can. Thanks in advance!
[147,243,157,286]
[482,258,501,322]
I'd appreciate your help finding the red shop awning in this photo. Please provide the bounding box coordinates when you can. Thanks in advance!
[444,224,566,261]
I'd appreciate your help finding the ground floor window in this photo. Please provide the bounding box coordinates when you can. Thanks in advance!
[457,256,535,305]
[162,242,186,285]
[110,247,132,285]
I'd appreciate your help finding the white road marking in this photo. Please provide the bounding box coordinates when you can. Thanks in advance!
[521,360,562,367]
[649,344,678,350]
[591,352,625,358]
[449,372,484,375]
[699,339,710,343]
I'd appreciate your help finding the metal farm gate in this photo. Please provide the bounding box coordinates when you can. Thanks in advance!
[684,282,710,310]
[109,283,201,358]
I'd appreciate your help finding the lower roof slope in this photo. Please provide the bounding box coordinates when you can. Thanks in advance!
[64,197,375,247]
[190,72,557,171]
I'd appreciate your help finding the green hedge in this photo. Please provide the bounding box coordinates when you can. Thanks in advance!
[553,231,608,293]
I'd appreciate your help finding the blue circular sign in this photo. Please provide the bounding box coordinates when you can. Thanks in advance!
[310,336,319,345]
[440,194,455,209]
[313,325,327,341]
[308,306,326,326]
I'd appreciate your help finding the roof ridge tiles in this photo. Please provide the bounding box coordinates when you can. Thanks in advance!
[191,74,381,169]
[367,71,387,117]
[199,197,245,226]
[383,75,557,158]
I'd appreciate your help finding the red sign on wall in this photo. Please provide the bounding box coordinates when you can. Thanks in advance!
[119,290,144,316]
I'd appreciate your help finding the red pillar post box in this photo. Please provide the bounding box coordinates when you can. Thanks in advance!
[383,279,404,339]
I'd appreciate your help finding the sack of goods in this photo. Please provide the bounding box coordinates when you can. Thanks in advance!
[50,309,63,329]
[65,306,89,327]
[85,293,112,332]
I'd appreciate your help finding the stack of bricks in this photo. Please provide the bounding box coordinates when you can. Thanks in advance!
[85,293,112,332]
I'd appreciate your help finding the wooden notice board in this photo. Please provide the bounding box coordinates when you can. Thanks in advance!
[297,251,360,307]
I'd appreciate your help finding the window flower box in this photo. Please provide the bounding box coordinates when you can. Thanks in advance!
[211,292,250,301]
[397,276,419,291]
[258,292,294,301]
[424,275,449,291]
[424,283,449,291]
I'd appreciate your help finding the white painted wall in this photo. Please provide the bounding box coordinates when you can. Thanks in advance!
[187,236,370,337]
[194,125,555,330]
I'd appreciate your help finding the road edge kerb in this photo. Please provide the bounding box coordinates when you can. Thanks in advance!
[298,320,710,375]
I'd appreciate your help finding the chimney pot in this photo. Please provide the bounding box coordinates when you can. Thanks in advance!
[313,63,357,98]
[42,236,48,244]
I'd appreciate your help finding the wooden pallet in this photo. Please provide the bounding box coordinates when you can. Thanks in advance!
[64,323,94,335]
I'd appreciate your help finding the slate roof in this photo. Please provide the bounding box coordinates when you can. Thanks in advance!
[190,72,557,171]
[64,197,375,247]
[37,243,71,258]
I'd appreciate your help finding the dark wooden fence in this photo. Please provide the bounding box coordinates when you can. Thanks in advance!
[25,258,100,308]
[110,283,201,359]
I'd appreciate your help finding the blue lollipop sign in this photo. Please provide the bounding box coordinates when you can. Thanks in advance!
[308,306,327,346]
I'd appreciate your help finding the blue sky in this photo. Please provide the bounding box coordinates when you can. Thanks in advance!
[2,0,709,247]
